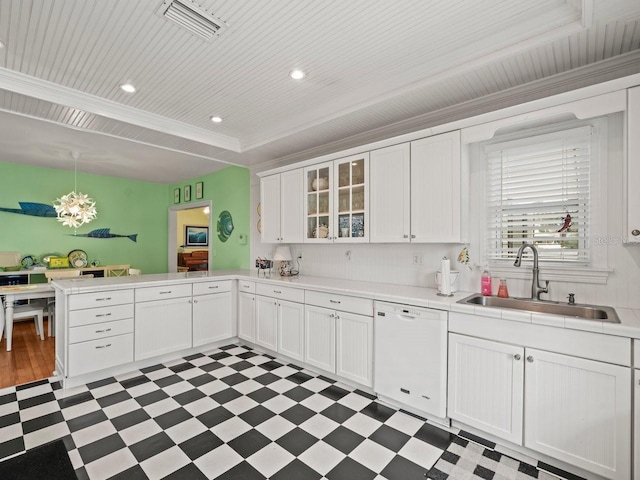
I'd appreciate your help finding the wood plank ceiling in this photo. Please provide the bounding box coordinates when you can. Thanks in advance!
[0,0,639,182]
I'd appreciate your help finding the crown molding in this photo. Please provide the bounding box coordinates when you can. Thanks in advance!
[0,67,242,153]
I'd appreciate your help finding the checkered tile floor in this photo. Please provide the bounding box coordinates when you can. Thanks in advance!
[0,344,456,479]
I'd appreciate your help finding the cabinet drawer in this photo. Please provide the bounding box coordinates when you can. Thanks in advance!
[256,283,304,303]
[136,283,192,302]
[193,280,232,296]
[68,289,133,310]
[237,280,256,293]
[68,333,134,377]
[69,318,134,344]
[68,303,134,327]
[305,290,373,316]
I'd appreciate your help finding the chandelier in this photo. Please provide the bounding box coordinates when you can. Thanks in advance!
[53,151,97,229]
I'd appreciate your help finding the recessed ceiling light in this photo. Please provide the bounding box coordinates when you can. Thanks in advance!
[120,83,136,93]
[290,70,305,80]
[210,116,222,123]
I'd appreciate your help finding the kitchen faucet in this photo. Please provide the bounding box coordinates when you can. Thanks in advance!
[514,243,549,300]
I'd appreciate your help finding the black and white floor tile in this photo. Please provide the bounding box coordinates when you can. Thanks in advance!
[0,344,454,479]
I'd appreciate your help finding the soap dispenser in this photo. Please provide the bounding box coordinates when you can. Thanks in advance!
[481,268,492,296]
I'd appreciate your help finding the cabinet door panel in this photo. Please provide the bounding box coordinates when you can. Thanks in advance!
[370,143,410,243]
[634,369,639,480]
[336,312,372,387]
[277,300,304,361]
[260,174,281,243]
[410,130,461,242]
[192,292,232,347]
[280,169,304,243]
[238,292,255,342]
[304,305,335,373]
[627,87,640,243]
[448,333,524,444]
[255,295,278,351]
[524,348,631,480]
[135,298,192,361]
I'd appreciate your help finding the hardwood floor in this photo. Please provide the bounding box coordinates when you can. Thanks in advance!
[0,318,55,389]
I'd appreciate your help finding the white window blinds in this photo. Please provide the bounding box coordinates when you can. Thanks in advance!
[486,125,592,264]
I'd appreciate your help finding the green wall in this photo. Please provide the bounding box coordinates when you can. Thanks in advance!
[0,162,167,274]
[171,166,250,270]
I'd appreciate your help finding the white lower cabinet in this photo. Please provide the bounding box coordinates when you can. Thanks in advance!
[255,295,279,351]
[238,292,256,342]
[66,289,134,377]
[304,305,336,373]
[524,348,631,480]
[304,302,373,387]
[336,312,372,386]
[448,334,524,444]
[192,291,232,347]
[135,296,192,361]
[277,300,305,362]
[448,333,632,480]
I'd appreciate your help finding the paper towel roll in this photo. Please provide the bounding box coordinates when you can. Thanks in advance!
[440,257,451,295]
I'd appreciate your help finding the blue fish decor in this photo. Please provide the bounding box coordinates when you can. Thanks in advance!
[0,202,57,217]
[68,228,138,242]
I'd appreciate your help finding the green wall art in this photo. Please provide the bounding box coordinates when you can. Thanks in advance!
[217,211,234,242]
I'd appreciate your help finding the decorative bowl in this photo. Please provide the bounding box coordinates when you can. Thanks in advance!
[313,225,329,238]
[311,177,329,191]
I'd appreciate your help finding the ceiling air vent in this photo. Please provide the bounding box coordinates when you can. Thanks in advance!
[157,0,227,41]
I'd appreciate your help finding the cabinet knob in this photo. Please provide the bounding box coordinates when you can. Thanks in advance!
[411,234,416,239]
[514,354,521,361]
[632,229,640,236]
[526,356,534,362]
[403,234,408,238]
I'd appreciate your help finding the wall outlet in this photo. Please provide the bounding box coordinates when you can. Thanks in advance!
[413,253,424,265]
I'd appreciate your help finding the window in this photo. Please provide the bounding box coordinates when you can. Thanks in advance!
[486,125,593,265]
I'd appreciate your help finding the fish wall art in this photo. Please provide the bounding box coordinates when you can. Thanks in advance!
[0,202,56,217]
[68,228,138,242]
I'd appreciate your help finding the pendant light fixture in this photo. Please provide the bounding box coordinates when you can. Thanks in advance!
[53,151,97,229]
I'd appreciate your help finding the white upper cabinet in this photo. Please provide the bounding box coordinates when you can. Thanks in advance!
[304,153,369,243]
[370,130,463,243]
[410,130,462,242]
[260,169,303,244]
[370,143,411,242]
[626,86,640,243]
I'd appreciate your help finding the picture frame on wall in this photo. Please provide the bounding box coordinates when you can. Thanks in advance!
[195,181,203,199]
[173,188,180,204]
[185,225,209,247]
[184,185,192,202]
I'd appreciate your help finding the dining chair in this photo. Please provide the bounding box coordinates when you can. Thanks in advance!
[44,269,81,337]
[106,264,130,277]
[0,296,45,351]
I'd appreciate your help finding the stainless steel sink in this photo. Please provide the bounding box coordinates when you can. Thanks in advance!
[458,293,620,323]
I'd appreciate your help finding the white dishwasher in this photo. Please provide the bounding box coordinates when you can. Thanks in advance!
[374,301,448,419]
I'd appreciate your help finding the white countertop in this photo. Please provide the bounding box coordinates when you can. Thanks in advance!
[52,269,640,339]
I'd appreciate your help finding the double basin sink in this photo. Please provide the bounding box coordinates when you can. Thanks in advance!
[458,293,620,323]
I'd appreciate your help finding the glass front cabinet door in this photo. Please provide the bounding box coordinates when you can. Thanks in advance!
[304,154,369,243]
[334,153,369,242]
[305,162,334,242]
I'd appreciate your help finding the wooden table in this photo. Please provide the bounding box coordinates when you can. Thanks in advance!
[0,284,54,351]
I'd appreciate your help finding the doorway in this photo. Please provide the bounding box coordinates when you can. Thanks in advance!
[168,201,212,273]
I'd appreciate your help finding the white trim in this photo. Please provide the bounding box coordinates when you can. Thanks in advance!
[0,67,242,152]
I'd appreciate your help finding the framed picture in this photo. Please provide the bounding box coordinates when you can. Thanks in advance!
[173,188,180,204]
[184,185,192,202]
[195,181,203,199]
[185,225,209,247]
